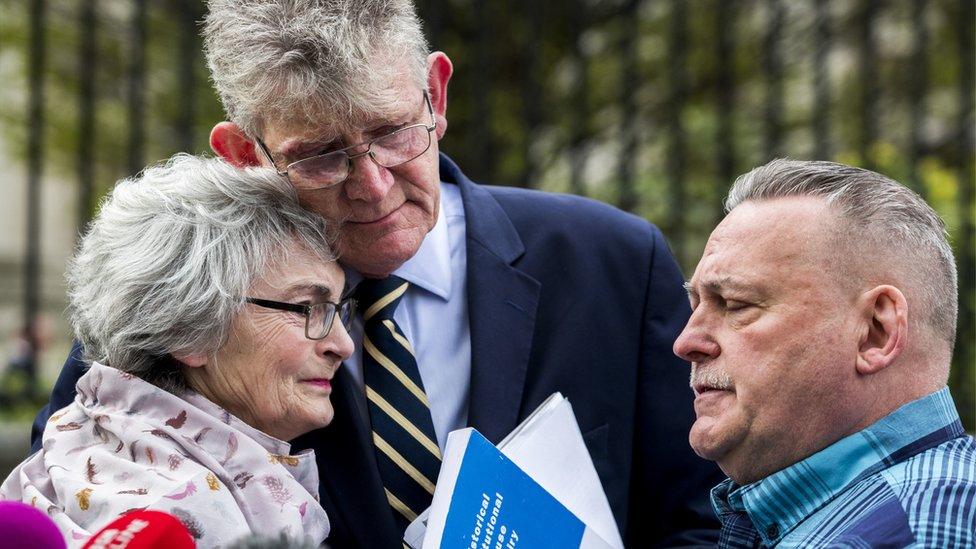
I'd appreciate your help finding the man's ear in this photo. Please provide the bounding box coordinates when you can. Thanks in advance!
[173,352,207,369]
[210,122,261,167]
[856,285,908,375]
[426,52,453,140]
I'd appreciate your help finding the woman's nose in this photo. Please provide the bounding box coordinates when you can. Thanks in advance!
[321,317,355,361]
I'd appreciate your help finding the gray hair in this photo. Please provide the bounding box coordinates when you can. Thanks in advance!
[203,0,431,137]
[68,154,336,393]
[726,158,958,348]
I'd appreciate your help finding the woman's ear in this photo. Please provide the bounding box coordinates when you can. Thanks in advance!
[856,285,908,375]
[173,352,207,369]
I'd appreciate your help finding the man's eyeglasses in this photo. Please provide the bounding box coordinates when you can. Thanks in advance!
[255,92,436,191]
[245,297,356,340]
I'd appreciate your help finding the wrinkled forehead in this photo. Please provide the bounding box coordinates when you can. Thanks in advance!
[694,198,840,282]
[262,88,423,147]
[259,57,425,146]
[253,239,345,297]
[715,197,837,248]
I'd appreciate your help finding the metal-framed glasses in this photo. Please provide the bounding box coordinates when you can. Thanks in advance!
[255,92,436,191]
[245,297,356,340]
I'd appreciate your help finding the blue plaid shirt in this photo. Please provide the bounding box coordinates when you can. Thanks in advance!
[711,387,976,548]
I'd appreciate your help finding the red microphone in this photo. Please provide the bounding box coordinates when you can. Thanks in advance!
[0,501,66,549]
[81,510,195,549]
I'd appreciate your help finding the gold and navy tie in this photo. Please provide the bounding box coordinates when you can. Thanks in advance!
[355,276,442,534]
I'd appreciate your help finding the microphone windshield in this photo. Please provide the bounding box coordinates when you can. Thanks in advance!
[0,501,66,549]
[81,510,194,549]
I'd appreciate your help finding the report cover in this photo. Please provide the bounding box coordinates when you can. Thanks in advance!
[422,428,612,549]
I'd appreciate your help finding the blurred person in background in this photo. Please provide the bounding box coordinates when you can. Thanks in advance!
[0,317,51,404]
[34,1,722,546]
[5,155,353,547]
[676,159,976,548]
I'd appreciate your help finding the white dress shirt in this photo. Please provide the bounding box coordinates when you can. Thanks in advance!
[344,182,470,452]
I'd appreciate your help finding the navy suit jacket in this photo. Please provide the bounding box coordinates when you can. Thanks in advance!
[32,154,721,547]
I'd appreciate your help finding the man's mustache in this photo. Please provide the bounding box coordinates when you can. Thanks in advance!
[689,364,734,394]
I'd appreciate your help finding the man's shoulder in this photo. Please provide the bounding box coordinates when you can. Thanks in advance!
[789,436,976,547]
[883,434,976,491]
[477,184,663,246]
[832,435,976,547]
[885,435,976,543]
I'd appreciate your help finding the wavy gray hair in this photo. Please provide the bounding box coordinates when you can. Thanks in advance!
[726,158,958,349]
[68,155,336,393]
[203,0,430,136]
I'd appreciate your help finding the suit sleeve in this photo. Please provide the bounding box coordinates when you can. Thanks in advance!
[29,340,87,455]
[628,226,724,547]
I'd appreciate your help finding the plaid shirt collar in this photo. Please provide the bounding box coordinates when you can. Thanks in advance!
[711,387,964,546]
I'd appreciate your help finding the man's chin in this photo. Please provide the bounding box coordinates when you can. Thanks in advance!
[688,418,735,464]
[340,231,426,278]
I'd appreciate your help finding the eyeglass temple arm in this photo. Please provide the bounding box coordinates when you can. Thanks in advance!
[244,297,308,314]
[253,138,289,176]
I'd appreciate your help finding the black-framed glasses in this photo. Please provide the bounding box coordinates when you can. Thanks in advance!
[245,297,356,340]
[255,92,436,191]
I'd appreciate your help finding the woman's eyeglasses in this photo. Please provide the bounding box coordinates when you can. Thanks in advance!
[244,297,356,340]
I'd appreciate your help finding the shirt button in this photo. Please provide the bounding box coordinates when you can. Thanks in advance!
[765,523,780,539]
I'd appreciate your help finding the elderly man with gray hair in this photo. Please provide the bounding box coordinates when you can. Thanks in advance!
[676,159,976,548]
[35,2,722,546]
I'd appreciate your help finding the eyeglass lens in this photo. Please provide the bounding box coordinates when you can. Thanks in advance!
[288,125,432,189]
[306,300,355,340]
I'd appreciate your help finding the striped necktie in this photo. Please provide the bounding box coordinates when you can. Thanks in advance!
[355,276,442,535]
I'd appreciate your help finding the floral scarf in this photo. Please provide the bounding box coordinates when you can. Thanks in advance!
[0,362,330,548]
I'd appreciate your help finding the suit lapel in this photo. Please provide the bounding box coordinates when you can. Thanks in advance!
[442,155,541,444]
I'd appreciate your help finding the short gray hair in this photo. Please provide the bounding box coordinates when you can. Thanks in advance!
[68,154,336,393]
[726,159,958,347]
[203,0,430,136]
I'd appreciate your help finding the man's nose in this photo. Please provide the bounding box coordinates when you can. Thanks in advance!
[343,151,394,202]
[673,314,720,363]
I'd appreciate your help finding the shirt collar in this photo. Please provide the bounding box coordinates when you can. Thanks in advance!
[345,182,453,301]
[711,387,964,545]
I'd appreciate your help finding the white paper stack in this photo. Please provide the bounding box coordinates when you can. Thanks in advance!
[497,393,623,549]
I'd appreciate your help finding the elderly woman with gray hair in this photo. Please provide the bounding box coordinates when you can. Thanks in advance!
[1,155,353,547]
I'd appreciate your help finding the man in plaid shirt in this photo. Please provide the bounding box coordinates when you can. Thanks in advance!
[675,159,975,548]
